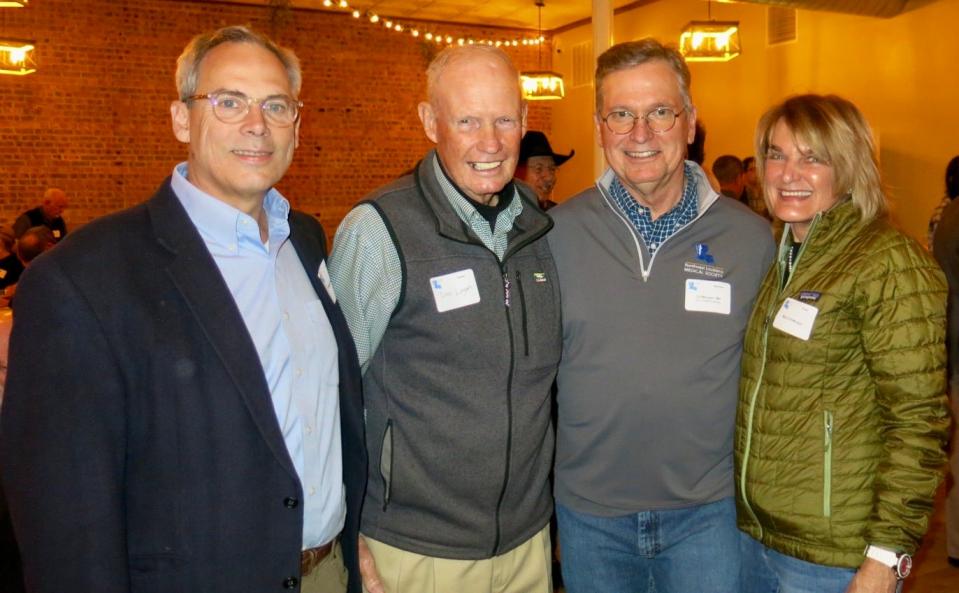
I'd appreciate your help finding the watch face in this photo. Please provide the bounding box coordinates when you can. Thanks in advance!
[896,554,912,579]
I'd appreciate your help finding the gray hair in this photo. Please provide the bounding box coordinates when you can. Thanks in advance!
[595,39,692,114]
[425,44,520,104]
[175,25,301,99]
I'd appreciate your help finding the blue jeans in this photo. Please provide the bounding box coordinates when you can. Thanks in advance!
[739,531,856,593]
[556,497,740,593]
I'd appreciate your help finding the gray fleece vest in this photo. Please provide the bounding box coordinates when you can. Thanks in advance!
[360,154,562,559]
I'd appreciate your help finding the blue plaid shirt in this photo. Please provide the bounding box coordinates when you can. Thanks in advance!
[608,162,699,255]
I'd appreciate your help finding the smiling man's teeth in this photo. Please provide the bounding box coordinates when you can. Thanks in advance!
[625,150,657,158]
[234,149,270,156]
[471,161,502,171]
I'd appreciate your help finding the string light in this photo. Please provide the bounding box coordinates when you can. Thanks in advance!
[320,1,544,48]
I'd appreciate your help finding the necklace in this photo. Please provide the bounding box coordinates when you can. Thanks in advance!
[786,242,800,276]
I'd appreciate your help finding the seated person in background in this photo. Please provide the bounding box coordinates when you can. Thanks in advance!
[515,130,574,210]
[0,227,23,290]
[711,154,746,204]
[1,226,54,306]
[14,188,68,242]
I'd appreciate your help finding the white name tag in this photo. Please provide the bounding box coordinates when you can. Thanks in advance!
[772,297,819,341]
[431,269,481,313]
[317,260,336,303]
[684,279,731,315]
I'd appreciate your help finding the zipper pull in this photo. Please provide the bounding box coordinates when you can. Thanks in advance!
[824,413,833,445]
[503,272,511,307]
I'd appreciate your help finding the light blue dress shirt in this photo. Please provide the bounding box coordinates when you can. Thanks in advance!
[172,164,344,549]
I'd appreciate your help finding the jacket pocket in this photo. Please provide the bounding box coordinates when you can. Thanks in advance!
[823,410,833,518]
[380,420,393,512]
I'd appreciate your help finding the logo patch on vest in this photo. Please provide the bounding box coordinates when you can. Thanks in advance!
[797,290,822,303]
[532,272,547,283]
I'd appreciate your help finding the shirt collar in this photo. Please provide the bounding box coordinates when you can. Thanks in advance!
[607,162,698,218]
[171,162,291,251]
[431,153,522,227]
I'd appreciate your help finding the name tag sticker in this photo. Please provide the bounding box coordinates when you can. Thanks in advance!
[316,260,336,303]
[431,269,481,313]
[773,297,819,341]
[684,279,731,315]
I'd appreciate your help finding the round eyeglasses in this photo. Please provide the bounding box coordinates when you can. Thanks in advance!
[601,106,685,135]
[185,91,302,127]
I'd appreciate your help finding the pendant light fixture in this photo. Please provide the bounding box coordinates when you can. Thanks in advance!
[679,0,741,63]
[520,0,565,101]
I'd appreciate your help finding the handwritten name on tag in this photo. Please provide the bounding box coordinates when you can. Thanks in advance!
[684,279,731,315]
[773,297,819,341]
[431,269,481,313]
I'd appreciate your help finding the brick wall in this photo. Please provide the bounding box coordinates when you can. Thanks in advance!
[0,0,553,235]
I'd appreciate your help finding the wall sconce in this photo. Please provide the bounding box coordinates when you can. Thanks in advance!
[679,21,741,62]
[0,41,37,75]
[0,1,29,7]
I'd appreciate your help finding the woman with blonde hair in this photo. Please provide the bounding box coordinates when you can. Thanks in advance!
[736,94,950,593]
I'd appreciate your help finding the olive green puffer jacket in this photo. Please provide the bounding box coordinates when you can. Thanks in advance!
[735,199,950,568]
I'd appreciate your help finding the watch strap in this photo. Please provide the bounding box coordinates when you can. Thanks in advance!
[865,545,898,567]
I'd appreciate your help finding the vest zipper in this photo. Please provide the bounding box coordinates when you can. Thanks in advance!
[739,307,774,540]
[492,264,516,555]
[515,273,529,356]
[823,410,833,517]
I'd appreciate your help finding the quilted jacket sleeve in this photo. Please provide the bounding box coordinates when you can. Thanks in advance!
[859,231,950,553]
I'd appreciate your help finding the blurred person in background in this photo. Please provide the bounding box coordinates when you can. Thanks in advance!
[515,130,574,210]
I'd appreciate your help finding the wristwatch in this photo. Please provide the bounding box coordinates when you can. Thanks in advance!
[865,545,912,580]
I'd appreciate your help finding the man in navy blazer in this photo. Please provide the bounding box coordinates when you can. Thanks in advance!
[0,26,366,593]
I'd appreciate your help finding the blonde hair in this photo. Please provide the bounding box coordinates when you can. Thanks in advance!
[755,94,886,222]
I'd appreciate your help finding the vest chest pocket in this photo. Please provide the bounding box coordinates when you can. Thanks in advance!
[510,266,561,370]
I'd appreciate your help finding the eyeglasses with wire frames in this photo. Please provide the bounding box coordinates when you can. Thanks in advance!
[184,90,303,127]
[601,106,686,135]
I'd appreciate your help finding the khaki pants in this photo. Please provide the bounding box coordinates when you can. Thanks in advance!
[302,540,349,593]
[363,526,552,593]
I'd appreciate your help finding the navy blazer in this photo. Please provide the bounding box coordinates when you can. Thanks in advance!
[0,179,367,593]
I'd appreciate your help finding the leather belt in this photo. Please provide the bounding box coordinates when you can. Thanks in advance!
[301,536,337,577]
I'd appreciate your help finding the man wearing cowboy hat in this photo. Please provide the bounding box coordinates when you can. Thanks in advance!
[515,130,574,210]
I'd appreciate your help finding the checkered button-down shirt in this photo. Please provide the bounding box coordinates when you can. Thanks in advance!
[608,162,699,255]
